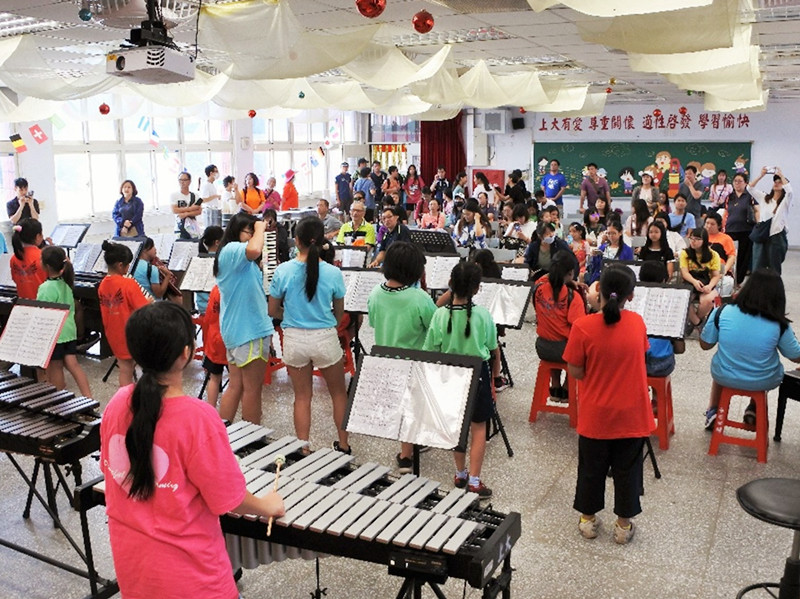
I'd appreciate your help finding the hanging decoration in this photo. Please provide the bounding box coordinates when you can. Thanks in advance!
[248,109,257,118]
[609,77,617,86]
[298,91,305,99]
[78,7,92,22]
[28,124,48,145]
[687,90,694,96]
[99,102,110,115]
[9,134,27,153]
[653,108,662,117]
[605,87,612,93]
[412,10,435,34]
[679,106,688,115]
[355,0,386,19]
[519,107,526,114]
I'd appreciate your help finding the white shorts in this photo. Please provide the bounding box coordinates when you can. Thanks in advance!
[226,336,272,368]
[282,327,342,369]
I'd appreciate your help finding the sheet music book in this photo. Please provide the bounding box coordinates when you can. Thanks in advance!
[0,301,69,368]
[0,254,15,288]
[424,254,461,290]
[151,234,175,263]
[344,349,481,450]
[334,246,369,269]
[180,256,216,292]
[94,240,142,274]
[471,278,534,329]
[342,268,385,313]
[168,240,199,271]
[50,223,90,248]
[501,265,529,281]
[625,283,692,338]
[72,243,104,274]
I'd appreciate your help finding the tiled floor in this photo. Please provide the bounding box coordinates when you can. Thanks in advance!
[1,252,799,599]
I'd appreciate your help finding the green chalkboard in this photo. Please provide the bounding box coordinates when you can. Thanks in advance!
[534,142,752,199]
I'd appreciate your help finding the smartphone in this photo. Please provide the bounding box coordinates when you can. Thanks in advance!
[26,190,34,198]
[766,167,777,174]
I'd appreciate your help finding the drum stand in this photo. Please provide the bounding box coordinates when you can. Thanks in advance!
[394,577,448,599]
[309,557,328,599]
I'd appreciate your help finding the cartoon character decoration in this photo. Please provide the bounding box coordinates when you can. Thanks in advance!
[733,155,748,176]
[668,157,682,199]
[538,157,548,176]
[618,166,637,195]
[581,165,590,179]
[654,150,672,187]
[699,162,716,191]
[597,167,608,179]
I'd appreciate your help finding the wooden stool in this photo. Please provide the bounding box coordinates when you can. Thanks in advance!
[647,375,675,450]
[529,360,578,427]
[709,387,769,463]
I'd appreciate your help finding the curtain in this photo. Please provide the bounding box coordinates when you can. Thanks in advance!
[420,112,465,191]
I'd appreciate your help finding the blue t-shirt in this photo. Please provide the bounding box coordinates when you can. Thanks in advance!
[354,178,376,209]
[132,259,159,298]
[335,173,352,201]
[668,212,696,237]
[542,172,567,203]
[216,242,274,348]
[701,305,800,391]
[0,232,7,254]
[269,259,345,329]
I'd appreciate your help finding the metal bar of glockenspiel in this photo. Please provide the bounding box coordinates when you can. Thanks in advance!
[374,474,416,501]
[374,505,419,545]
[403,480,440,507]
[308,492,362,534]
[444,492,480,517]
[408,513,448,550]
[390,509,433,547]
[280,447,333,477]
[291,488,348,531]
[442,521,481,555]
[343,499,392,539]
[304,453,354,484]
[424,517,464,553]
[358,502,405,542]
[238,435,298,468]
[326,496,376,537]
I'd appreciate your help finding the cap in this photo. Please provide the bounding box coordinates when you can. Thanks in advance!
[285,169,296,181]
[454,191,465,199]
[341,162,349,167]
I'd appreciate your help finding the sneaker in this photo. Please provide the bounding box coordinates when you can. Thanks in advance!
[333,441,351,455]
[468,481,492,499]
[743,402,756,427]
[704,408,718,431]
[684,320,696,337]
[494,376,510,392]
[417,445,431,454]
[454,475,468,489]
[396,453,413,474]
[549,386,568,404]
[578,516,601,539]
[613,520,635,545]
[651,399,659,418]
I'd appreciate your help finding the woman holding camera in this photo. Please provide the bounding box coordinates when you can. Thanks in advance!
[748,166,792,275]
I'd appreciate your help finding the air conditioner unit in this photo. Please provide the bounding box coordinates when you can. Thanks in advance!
[483,110,507,135]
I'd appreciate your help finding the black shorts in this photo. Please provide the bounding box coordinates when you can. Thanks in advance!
[470,361,494,424]
[535,337,568,363]
[340,197,353,215]
[51,340,77,361]
[202,356,226,376]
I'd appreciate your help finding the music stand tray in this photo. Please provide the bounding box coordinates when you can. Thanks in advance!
[410,230,456,254]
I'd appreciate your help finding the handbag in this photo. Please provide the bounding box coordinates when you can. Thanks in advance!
[121,225,139,237]
[749,219,771,243]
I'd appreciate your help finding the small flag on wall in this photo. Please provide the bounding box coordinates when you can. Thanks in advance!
[49,114,66,131]
[149,130,160,147]
[9,134,27,153]
[29,124,48,144]
[138,116,151,132]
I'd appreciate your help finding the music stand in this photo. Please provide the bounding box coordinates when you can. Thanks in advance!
[409,229,456,254]
[50,223,91,249]
[423,253,461,291]
[340,268,385,361]
[334,245,370,269]
[603,258,642,281]
[625,281,693,339]
[0,300,69,369]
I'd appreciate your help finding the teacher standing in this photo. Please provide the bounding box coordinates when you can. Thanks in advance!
[112,180,145,237]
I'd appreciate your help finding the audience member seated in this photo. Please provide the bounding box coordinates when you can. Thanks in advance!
[452,199,488,250]
[638,221,675,279]
[586,220,633,285]
[523,221,573,281]
[680,227,721,334]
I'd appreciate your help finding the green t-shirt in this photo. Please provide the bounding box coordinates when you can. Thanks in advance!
[36,277,77,343]
[367,284,437,350]
[423,303,498,361]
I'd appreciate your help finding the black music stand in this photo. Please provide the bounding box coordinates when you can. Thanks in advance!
[410,229,456,254]
[50,223,91,251]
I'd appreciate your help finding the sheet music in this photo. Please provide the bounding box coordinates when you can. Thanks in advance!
[501,266,529,281]
[0,304,68,368]
[343,270,385,313]
[625,285,691,338]
[73,243,103,273]
[346,356,412,439]
[151,234,175,263]
[0,254,15,288]
[94,240,142,273]
[168,240,199,271]
[50,224,89,248]
[472,281,532,328]
[335,248,368,269]
[425,255,461,290]
[180,257,216,292]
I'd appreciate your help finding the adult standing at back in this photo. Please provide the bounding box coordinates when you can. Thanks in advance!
[542,159,568,214]
[748,166,792,275]
[679,165,704,223]
[370,161,387,208]
[724,172,759,287]
[579,163,612,214]
[199,165,221,211]
[172,172,202,239]
[282,170,299,210]
[262,177,282,213]
[7,178,40,224]
[239,173,265,215]
[334,162,353,217]
[112,180,145,237]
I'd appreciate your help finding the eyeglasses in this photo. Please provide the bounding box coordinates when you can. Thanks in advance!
[241,229,254,236]
[178,177,190,182]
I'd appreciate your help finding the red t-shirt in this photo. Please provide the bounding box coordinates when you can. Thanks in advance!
[101,385,246,599]
[563,311,654,439]
[534,279,586,342]
[201,285,226,366]
[10,246,46,300]
[282,182,298,210]
[98,275,151,360]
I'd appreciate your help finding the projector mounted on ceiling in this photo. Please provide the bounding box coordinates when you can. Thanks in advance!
[105,0,195,85]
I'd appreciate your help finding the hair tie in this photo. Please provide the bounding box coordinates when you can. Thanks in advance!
[13,225,22,232]
[321,242,330,251]
[610,292,618,299]
[309,239,316,245]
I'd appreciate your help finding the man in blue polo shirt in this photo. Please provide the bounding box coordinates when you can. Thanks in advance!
[541,159,567,214]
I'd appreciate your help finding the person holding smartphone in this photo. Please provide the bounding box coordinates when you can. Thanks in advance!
[7,177,41,224]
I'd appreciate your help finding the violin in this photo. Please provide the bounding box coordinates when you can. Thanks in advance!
[152,256,182,298]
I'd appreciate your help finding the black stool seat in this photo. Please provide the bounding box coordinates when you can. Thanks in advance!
[737,478,800,530]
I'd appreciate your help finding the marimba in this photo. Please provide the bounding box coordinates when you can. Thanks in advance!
[223,422,521,594]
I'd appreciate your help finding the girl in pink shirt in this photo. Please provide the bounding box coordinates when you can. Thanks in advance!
[101,302,284,598]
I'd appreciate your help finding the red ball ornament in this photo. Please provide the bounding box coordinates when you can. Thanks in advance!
[355,0,385,18]
[248,109,256,118]
[679,106,688,115]
[605,87,612,94]
[519,107,526,114]
[653,108,662,117]
[99,103,110,115]
[412,10,434,34]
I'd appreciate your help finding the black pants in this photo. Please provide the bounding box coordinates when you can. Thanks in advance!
[728,231,752,285]
[574,436,645,519]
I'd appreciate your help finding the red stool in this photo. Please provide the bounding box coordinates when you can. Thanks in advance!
[708,387,769,463]
[263,328,285,385]
[529,360,578,427]
[648,375,675,450]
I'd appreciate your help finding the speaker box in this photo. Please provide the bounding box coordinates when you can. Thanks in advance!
[511,117,525,130]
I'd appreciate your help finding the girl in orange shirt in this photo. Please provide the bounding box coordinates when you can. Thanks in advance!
[97,241,153,386]
[282,169,299,210]
[239,172,266,215]
[10,218,47,299]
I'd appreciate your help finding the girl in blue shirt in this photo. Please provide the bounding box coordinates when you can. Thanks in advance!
[132,238,172,300]
[269,217,351,454]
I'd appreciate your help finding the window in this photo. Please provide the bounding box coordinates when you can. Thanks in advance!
[122,117,150,143]
[54,154,91,220]
[53,119,84,143]
[273,119,289,142]
[293,122,308,144]
[87,119,118,142]
[90,153,121,214]
[153,118,179,141]
[155,152,182,210]
[209,120,231,142]
[183,118,207,143]
[123,153,155,209]
[0,154,18,206]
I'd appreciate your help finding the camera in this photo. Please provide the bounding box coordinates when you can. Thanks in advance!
[766,167,777,174]
[25,190,34,198]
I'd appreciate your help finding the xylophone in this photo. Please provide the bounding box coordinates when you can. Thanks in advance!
[223,422,521,593]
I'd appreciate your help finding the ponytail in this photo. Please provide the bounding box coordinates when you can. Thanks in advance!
[599,265,636,325]
[547,250,578,302]
[199,226,224,255]
[41,245,74,289]
[11,218,42,260]
[102,240,133,270]
[447,262,482,339]
[295,216,326,301]
[124,302,194,501]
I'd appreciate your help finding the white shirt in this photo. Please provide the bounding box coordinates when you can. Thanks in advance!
[171,190,198,231]
[749,182,793,236]
[199,180,220,210]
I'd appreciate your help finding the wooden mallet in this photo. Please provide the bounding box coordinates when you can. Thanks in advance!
[266,454,286,537]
